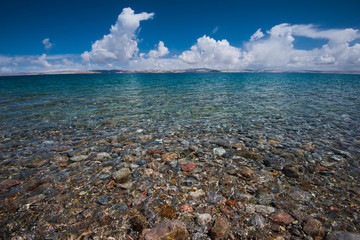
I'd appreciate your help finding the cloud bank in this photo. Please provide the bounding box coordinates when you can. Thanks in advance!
[1,7,360,74]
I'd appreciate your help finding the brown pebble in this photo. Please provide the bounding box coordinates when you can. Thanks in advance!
[182,162,196,172]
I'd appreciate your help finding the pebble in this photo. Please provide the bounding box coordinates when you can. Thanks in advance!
[182,162,196,171]
[269,211,295,225]
[209,217,230,240]
[190,189,206,199]
[141,220,189,240]
[70,155,88,162]
[112,168,131,183]
[303,217,325,238]
[197,214,212,229]
[96,196,110,205]
[213,147,226,157]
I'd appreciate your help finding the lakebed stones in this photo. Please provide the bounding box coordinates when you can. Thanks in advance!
[1,114,359,239]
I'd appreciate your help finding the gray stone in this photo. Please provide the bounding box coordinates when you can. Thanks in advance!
[96,195,110,205]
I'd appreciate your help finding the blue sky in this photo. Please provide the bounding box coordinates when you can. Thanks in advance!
[1,0,360,73]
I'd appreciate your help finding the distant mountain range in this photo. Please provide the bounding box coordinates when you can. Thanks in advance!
[1,68,360,76]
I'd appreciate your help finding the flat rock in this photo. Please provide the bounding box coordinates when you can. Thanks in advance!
[140,220,189,240]
[269,211,295,225]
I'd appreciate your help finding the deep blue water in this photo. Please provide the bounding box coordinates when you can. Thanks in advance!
[0,73,360,145]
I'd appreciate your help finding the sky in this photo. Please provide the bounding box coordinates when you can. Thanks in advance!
[1,0,360,73]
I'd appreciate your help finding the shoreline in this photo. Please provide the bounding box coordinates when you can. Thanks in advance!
[1,68,360,77]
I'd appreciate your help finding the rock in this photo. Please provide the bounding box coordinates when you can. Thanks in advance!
[289,188,312,202]
[52,154,69,167]
[190,189,205,199]
[70,155,88,162]
[98,173,112,180]
[269,211,295,225]
[303,217,325,238]
[95,152,111,161]
[206,191,225,204]
[263,157,285,170]
[252,215,266,229]
[209,217,230,240]
[162,152,178,162]
[140,220,189,240]
[182,162,196,172]
[282,165,300,178]
[143,168,154,175]
[326,231,360,240]
[197,213,212,229]
[253,205,276,216]
[96,195,110,205]
[213,147,226,157]
[0,179,21,191]
[111,203,128,212]
[180,204,193,213]
[238,167,254,181]
[330,155,344,162]
[112,168,131,183]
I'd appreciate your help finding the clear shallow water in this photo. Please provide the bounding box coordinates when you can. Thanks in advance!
[0,73,360,144]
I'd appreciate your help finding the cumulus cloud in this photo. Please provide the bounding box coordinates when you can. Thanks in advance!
[148,41,169,58]
[81,7,154,64]
[243,23,360,70]
[179,35,241,68]
[42,38,53,50]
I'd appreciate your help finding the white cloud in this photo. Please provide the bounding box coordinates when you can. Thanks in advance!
[243,23,360,70]
[250,28,264,41]
[30,54,52,67]
[148,41,169,58]
[81,7,154,64]
[42,38,53,50]
[179,35,241,68]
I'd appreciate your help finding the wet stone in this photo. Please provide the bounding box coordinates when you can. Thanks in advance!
[209,217,230,240]
[252,215,266,229]
[206,191,225,204]
[213,147,226,157]
[269,211,295,225]
[96,195,110,205]
[98,173,112,180]
[112,168,131,183]
[303,217,325,238]
[141,220,189,240]
[182,162,196,172]
[70,155,88,162]
[282,165,300,178]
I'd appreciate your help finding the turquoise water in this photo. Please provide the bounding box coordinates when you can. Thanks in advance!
[1,73,360,146]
